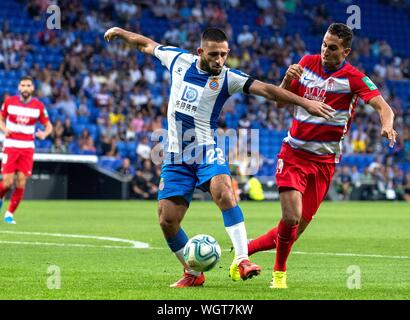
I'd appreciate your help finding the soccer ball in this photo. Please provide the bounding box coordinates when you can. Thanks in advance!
[183,234,222,272]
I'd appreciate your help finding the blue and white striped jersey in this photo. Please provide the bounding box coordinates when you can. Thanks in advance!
[154,45,252,156]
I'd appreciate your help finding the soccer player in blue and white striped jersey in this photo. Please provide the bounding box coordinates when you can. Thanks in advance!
[105,26,334,288]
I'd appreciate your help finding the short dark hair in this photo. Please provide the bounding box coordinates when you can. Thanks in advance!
[19,75,34,83]
[327,23,353,48]
[202,27,228,43]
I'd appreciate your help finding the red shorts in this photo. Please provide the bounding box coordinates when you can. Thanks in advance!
[1,147,34,176]
[275,144,335,222]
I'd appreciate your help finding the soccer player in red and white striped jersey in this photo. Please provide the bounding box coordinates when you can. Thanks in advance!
[245,23,398,288]
[0,76,53,224]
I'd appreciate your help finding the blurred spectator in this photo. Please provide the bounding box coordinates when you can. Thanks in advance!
[237,25,255,47]
[62,118,75,145]
[335,166,352,200]
[55,91,77,118]
[369,155,383,173]
[359,167,377,200]
[51,137,68,154]
[350,166,361,187]
[115,0,140,23]
[95,83,111,107]
[131,160,158,199]
[52,119,64,143]
[116,157,134,178]
[100,134,119,158]
[131,169,151,199]
[351,125,368,153]
[77,96,90,118]
[78,128,96,153]
[136,135,152,165]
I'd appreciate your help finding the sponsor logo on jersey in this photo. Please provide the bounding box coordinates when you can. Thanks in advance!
[181,86,199,103]
[303,87,326,102]
[16,115,30,125]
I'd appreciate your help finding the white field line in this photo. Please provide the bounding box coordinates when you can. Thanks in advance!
[0,230,149,249]
[0,240,138,249]
[291,251,409,259]
[0,231,408,260]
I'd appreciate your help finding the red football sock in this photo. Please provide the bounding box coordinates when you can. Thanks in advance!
[248,227,278,256]
[0,182,10,198]
[274,219,298,272]
[8,187,25,214]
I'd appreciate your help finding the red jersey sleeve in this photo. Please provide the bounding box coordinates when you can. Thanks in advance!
[1,97,10,119]
[349,73,380,103]
[38,102,50,125]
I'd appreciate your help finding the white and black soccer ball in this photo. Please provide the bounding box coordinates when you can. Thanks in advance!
[183,234,222,272]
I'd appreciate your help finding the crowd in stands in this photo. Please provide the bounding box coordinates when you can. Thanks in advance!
[334,156,410,201]
[0,0,409,201]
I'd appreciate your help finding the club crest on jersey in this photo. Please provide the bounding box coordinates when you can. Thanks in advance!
[327,78,335,91]
[209,79,219,90]
[16,115,30,125]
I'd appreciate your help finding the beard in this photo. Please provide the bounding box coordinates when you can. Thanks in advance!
[20,91,32,100]
[201,57,221,76]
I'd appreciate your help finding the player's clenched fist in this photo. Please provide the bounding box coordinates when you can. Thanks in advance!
[104,27,122,42]
[284,64,303,82]
[381,126,398,148]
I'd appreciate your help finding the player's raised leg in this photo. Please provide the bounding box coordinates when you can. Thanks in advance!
[1,173,14,224]
[209,174,261,281]
[248,218,310,255]
[158,197,205,288]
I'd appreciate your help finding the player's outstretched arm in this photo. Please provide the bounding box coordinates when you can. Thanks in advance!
[368,95,398,147]
[249,80,335,120]
[104,27,159,55]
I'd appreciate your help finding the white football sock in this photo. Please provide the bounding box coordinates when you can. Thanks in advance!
[4,211,13,218]
[225,221,248,264]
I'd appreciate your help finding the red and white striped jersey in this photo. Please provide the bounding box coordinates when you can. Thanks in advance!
[1,96,49,149]
[285,54,381,163]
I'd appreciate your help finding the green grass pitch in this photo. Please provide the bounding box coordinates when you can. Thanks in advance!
[0,200,409,300]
